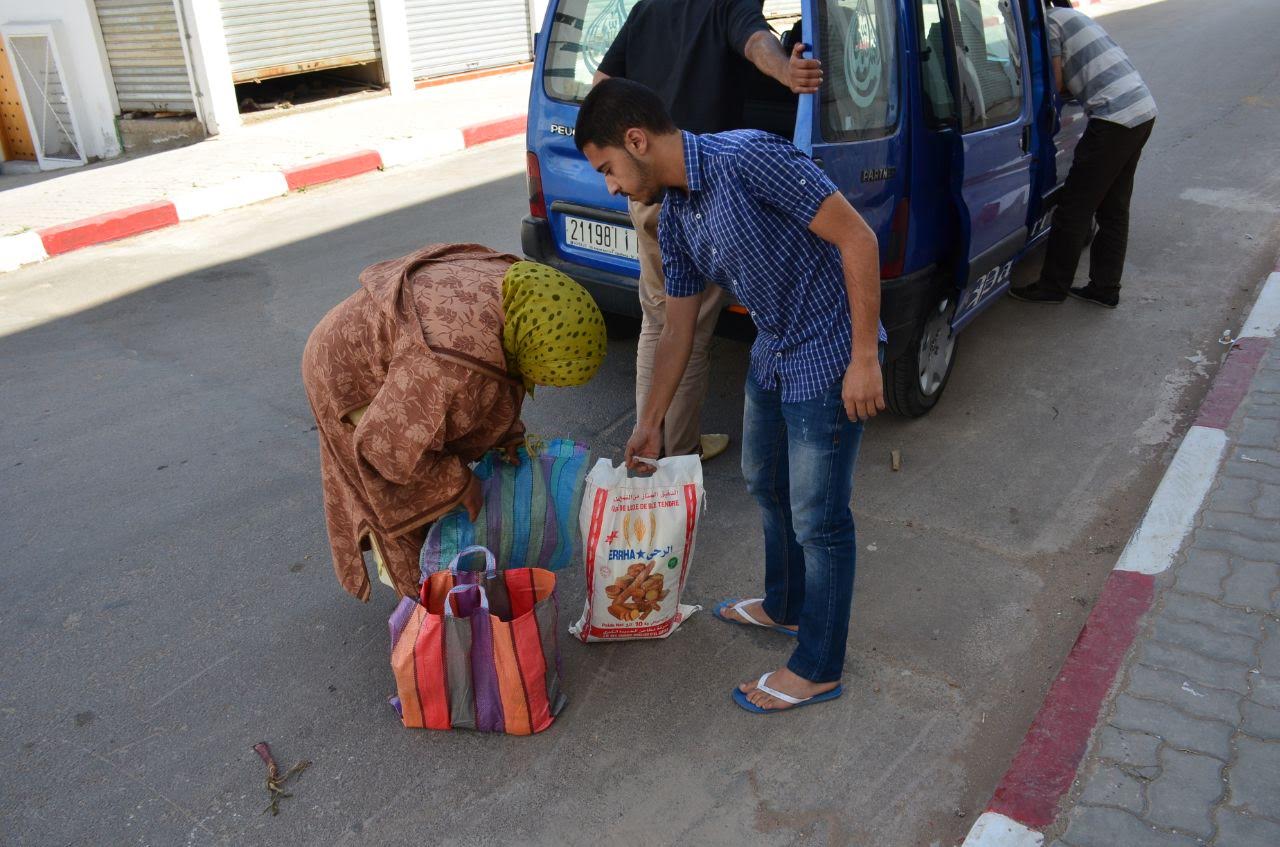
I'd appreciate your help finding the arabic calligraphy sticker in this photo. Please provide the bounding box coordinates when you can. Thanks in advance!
[583,0,629,75]
[844,0,883,109]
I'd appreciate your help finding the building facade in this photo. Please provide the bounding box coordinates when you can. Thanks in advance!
[0,0,550,169]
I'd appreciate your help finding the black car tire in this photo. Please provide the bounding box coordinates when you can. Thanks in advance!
[884,295,958,418]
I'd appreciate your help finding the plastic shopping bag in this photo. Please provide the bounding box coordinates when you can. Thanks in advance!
[570,455,705,642]
[390,546,565,734]
[420,438,590,579]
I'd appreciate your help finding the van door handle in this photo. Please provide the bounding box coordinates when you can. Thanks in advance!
[1020,125,1031,153]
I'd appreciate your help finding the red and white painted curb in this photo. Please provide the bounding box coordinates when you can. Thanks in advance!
[962,261,1280,846]
[0,113,527,274]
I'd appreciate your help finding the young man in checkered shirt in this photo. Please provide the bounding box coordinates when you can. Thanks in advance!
[576,79,885,713]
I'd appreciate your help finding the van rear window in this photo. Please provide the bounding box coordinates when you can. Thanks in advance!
[817,0,899,142]
[543,0,644,104]
[542,1,804,105]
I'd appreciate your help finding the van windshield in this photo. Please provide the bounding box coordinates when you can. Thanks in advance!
[542,1,803,105]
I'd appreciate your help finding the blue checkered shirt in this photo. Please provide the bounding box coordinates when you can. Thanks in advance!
[659,130,886,403]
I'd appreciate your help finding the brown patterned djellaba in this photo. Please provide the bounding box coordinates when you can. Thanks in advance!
[302,244,526,600]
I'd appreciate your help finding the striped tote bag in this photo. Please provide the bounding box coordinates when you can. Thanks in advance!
[389,547,565,734]
[420,437,590,578]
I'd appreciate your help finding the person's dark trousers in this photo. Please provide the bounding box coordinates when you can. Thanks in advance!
[1040,117,1155,296]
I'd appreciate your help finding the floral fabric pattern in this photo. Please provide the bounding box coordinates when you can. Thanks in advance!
[302,244,524,600]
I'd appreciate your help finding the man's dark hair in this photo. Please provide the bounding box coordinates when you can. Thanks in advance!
[574,78,678,153]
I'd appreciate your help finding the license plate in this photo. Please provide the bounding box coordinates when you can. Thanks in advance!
[564,215,638,260]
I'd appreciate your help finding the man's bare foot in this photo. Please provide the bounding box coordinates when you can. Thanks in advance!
[720,600,798,632]
[738,668,840,711]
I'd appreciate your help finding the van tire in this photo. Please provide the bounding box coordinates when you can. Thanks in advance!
[884,295,958,418]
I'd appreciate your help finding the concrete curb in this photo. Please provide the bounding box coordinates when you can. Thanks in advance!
[0,113,527,274]
[961,266,1280,846]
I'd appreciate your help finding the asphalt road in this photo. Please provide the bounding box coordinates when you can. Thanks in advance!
[3,1,1280,844]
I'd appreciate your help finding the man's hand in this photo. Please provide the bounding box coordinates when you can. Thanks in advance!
[785,42,823,94]
[842,356,885,422]
[624,422,662,473]
[744,31,822,95]
[460,473,484,522]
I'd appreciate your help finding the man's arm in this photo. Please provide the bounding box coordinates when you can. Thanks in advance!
[808,193,884,421]
[624,294,700,468]
[1046,15,1070,97]
[743,32,823,94]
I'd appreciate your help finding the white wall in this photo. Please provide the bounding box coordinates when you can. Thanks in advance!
[0,0,122,160]
[174,0,239,135]
[530,0,551,35]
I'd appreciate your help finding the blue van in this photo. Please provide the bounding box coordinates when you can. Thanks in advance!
[520,0,1085,416]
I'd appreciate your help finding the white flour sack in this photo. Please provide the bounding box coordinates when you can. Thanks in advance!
[570,455,705,642]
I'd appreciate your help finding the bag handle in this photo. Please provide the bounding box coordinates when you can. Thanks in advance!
[443,583,490,619]
[447,545,498,579]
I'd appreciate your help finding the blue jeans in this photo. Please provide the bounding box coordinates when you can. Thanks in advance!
[741,375,864,683]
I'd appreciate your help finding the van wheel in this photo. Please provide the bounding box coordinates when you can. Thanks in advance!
[885,296,958,417]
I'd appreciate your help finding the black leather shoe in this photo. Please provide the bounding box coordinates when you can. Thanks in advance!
[1068,283,1119,309]
[1008,283,1067,304]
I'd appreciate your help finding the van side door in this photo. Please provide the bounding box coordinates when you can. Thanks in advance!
[940,0,1036,324]
[801,0,908,279]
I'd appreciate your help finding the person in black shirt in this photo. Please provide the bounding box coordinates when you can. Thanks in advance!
[592,0,821,463]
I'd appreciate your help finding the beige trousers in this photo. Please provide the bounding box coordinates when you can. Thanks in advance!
[629,197,728,457]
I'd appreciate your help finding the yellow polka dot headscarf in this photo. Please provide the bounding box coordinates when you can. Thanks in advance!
[501,261,607,392]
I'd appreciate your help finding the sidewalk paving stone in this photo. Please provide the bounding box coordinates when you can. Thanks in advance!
[1138,641,1252,695]
[1225,736,1280,815]
[1240,700,1280,738]
[1055,806,1201,847]
[1077,763,1146,814]
[1259,619,1280,676]
[1238,416,1280,449]
[1149,617,1259,668]
[1253,483,1280,518]
[1202,509,1280,543]
[1095,725,1163,774]
[1214,809,1280,844]
[1221,561,1280,609]
[1203,506,1280,539]
[1172,550,1231,600]
[1187,528,1279,569]
[1159,592,1261,638]
[1144,748,1225,838]
[1109,694,1235,761]
[1127,664,1243,725]
[1206,476,1262,514]
[1251,675,1280,710]
[1231,446,1280,468]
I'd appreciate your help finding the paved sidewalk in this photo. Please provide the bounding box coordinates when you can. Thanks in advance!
[1048,341,1280,846]
[962,266,1280,847]
[0,68,530,269]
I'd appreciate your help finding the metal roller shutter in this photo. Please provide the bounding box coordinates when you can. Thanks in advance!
[406,0,531,80]
[220,0,380,83]
[95,0,195,112]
